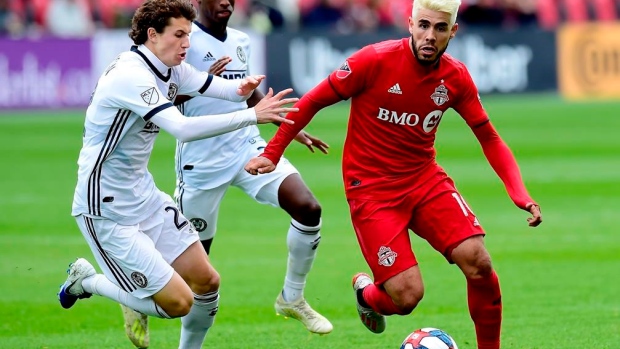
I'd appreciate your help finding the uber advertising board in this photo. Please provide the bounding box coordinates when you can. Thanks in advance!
[265,28,556,96]
[558,23,620,100]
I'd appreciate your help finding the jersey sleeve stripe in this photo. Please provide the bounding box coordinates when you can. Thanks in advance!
[198,74,214,94]
[143,102,174,121]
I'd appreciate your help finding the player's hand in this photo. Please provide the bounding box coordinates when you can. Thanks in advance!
[294,130,329,154]
[253,88,298,125]
[237,75,266,96]
[245,156,276,175]
[209,56,232,76]
[525,203,542,227]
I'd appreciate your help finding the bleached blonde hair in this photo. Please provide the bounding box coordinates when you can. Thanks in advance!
[412,0,461,27]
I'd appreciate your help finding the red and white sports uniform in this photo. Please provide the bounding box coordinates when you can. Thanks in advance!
[262,38,534,284]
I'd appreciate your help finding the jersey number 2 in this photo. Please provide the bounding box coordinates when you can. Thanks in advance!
[165,206,188,230]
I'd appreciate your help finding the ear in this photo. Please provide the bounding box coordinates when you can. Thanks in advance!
[408,16,415,36]
[450,22,459,39]
[147,27,158,42]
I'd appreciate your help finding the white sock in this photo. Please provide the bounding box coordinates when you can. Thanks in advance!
[179,291,219,349]
[82,274,170,318]
[282,219,321,302]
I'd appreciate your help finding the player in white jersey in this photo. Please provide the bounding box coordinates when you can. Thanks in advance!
[57,1,300,349]
[120,0,332,346]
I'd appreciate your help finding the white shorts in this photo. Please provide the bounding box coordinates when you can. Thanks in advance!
[75,199,199,299]
[175,154,298,241]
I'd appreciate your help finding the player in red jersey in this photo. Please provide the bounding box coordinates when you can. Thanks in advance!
[245,0,542,348]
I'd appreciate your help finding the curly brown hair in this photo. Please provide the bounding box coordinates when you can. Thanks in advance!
[128,0,197,45]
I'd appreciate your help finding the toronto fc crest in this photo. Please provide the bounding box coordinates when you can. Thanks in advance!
[378,246,398,267]
[431,83,449,106]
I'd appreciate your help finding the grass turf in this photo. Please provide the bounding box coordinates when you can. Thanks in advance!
[0,94,618,348]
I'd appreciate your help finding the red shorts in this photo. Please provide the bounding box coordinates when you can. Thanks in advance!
[347,172,485,285]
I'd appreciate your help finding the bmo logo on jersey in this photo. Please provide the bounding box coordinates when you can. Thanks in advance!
[377,108,444,133]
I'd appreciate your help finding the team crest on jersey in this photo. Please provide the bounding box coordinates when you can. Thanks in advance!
[131,272,148,288]
[336,60,352,79]
[167,83,179,101]
[140,87,159,105]
[190,218,207,232]
[236,46,246,63]
[377,246,397,267]
[431,83,449,106]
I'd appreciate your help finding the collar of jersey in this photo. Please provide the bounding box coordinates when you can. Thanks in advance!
[131,45,172,82]
[194,21,227,42]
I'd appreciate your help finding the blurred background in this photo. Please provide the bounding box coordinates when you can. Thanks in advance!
[1,0,619,103]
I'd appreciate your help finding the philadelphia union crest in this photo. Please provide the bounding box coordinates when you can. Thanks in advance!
[378,246,397,267]
[236,46,246,63]
[167,83,179,101]
[131,272,148,288]
[190,218,207,232]
[431,83,449,106]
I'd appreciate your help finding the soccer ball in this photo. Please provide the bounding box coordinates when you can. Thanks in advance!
[400,327,458,349]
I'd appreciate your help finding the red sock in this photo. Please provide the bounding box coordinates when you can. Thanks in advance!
[362,284,405,315]
[467,271,502,349]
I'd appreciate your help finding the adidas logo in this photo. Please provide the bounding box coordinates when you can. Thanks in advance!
[388,83,402,94]
[202,52,216,62]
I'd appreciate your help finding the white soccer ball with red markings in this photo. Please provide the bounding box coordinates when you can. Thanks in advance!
[400,327,459,349]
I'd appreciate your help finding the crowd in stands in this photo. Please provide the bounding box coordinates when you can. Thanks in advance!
[1,0,619,37]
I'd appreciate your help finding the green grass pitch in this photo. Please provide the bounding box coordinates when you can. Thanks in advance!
[0,94,618,348]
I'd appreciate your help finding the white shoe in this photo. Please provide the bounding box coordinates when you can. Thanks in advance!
[352,273,386,334]
[275,292,333,334]
[121,304,149,349]
[57,258,96,309]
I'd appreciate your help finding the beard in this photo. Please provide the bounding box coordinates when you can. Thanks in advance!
[411,36,449,66]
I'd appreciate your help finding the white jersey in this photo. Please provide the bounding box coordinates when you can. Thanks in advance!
[176,23,260,189]
[72,45,231,225]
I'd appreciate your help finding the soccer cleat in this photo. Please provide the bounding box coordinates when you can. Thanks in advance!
[352,273,386,334]
[121,304,150,349]
[57,258,95,309]
[275,292,333,334]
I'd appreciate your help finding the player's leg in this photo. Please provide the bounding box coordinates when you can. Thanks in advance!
[171,241,220,349]
[61,214,195,319]
[452,236,500,349]
[347,197,422,334]
[116,182,230,348]
[233,158,332,334]
[276,173,322,302]
[144,198,221,349]
[411,177,499,349]
[175,181,228,255]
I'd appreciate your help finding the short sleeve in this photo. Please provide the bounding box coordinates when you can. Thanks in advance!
[105,68,174,122]
[176,61,214,96]
[328,45,376,99]
[452,65,489,127]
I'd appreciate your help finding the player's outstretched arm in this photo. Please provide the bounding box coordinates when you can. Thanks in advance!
[472,120,542,227]
[150,88,297,142]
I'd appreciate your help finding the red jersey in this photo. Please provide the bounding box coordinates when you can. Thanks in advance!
[332,38,487,199]
[262,38,533,208]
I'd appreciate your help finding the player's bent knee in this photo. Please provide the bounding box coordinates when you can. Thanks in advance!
[388,283,424,315]
[160,295,193,318]
[191,269,220,294]
[288,199,321,225]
